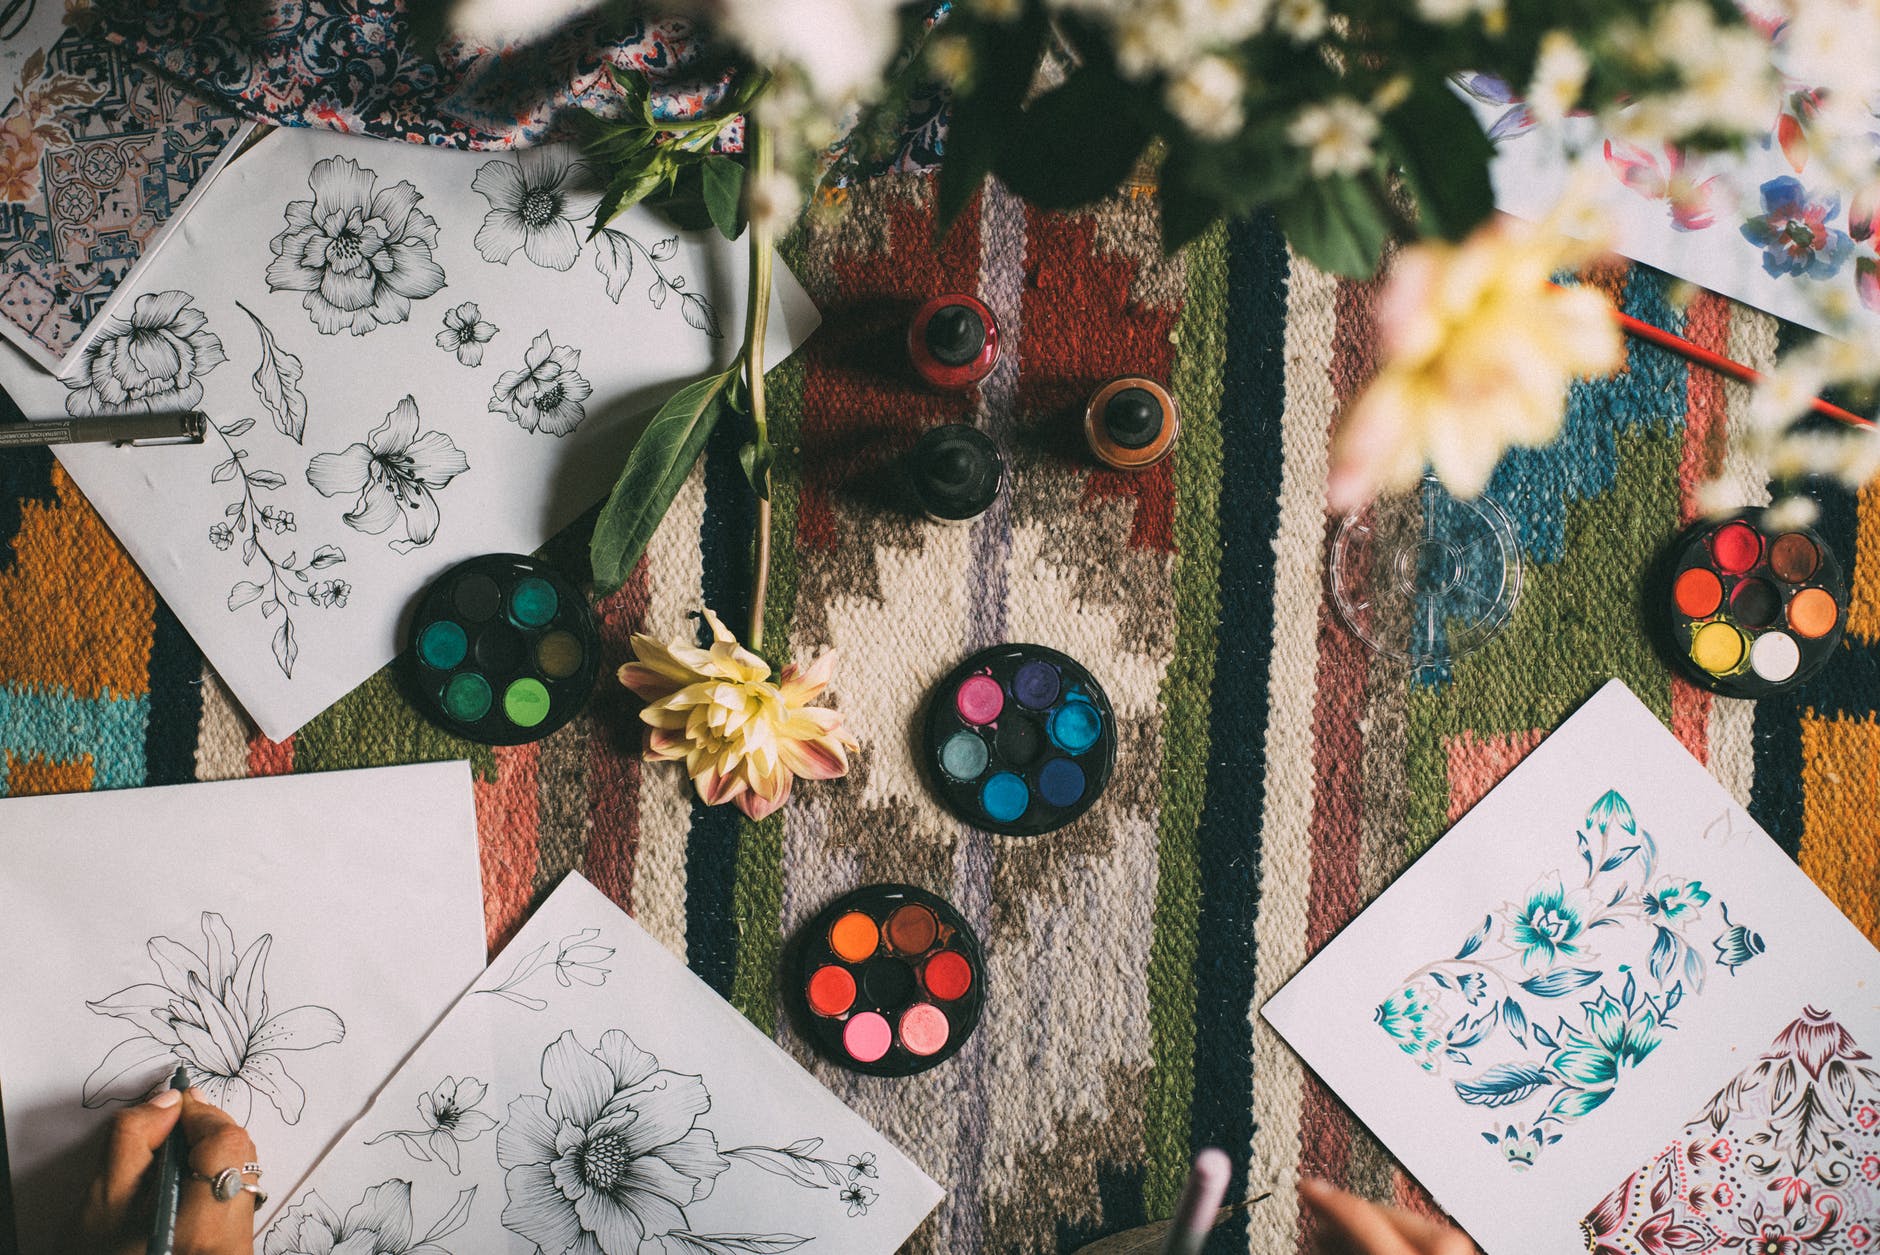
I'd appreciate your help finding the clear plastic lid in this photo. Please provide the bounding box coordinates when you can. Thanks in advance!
[1329,474,1523,674]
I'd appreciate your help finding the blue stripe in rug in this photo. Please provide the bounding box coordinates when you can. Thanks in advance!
[1189,210,1290,1244]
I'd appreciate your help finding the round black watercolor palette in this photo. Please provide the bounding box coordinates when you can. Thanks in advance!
[1658,507,1847,699]
[921,644,1116,836]
[795,884,984,1077]
[404,554,600,745]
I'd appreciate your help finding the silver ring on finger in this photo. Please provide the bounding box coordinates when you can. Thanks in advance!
[195,1166,269,1206]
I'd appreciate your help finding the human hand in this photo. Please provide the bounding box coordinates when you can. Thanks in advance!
[1300,1177,1478,1255]
[79,1088,260,1255]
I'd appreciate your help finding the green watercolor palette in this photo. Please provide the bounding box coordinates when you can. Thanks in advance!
[404,554,599,745]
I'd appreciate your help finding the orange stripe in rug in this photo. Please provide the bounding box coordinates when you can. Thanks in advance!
[582,550,653,916]
[1798,713,1880,945]
[476,740,543,956]
[1442,730,1544,823]
[1848,478,1880,646]
[4,751,93,796]
[1668,675,1711,763]
[247,733,294,777]
[1676,292,1732,527]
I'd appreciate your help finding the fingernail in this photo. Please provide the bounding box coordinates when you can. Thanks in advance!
[146,1089,182,1109]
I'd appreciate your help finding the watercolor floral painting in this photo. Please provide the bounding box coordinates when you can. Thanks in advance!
[1374,789,1763,1170]
[1581,1006,1880,1254]
[81,911,346,1125]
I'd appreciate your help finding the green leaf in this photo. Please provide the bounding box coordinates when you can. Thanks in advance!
[1383,78,1495,241]
[1273,175,1390,278]
[936,7,1048,231]
[589,367,737,594]
[591,158,670,236]
[702,154,746,240]
[738,439,774,502]
[992,64,1153,211]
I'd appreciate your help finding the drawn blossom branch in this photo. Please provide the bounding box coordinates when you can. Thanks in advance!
[364,1076,497,1175]
[724,1139,882,1213]
[209,416,349,678]
[472,929,613,1011]
[82,911,345,1126]
[593,226,722,337]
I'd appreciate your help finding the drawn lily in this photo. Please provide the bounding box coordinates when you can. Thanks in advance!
[489,332,593,436]
[307,397,470,554]
[365,1076,498,1175]
[265,1179,475,1255]
[83,912,345,1125]
[471,147,601,272]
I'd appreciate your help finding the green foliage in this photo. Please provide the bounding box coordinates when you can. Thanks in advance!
[1382,77,1497,242]
[578,65,764,235]
[702,154,747,239]
[1273,175,1392,278]
[589,366,738,594]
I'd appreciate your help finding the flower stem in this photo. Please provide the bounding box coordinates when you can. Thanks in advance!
[744,117,775,650]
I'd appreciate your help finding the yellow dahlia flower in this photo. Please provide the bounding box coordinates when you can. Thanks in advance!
[618,609,857,820]
[1327,215,1624,510]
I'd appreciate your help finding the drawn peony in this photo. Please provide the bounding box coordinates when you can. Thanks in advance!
[63,290,226,417]
[471,147,601,272]
[307,397,470,554]
[498,1029,728,1254]
[489,332,593,436]
[266,155,446,336]
[82,911,345,1125]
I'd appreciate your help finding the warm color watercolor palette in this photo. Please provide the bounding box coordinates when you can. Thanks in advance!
[796,884,984,1077]
[404,554,600,744]
[922,644,1116,836]
[1662,508,1846,698]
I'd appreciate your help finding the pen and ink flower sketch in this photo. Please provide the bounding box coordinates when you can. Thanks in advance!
[593,227,723,338]
[266,154,446,336]
[237,301,308,443]
[490,331,593,436]
[471,147,601,272]
[473,929,613,1011]
[62,289,226,416]
[81,911,346,1126]
[365,1076,498,1175]
[1371,789,1764,1170]
[210,416,350,678]
[306,396,469,554]
[265,1179,476,1255]
[1579,1006,1880,1255]
[499,1029,868,1255]
[437,302,497,366]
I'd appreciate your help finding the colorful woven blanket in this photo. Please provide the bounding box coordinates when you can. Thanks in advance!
[2,171,1878,1253]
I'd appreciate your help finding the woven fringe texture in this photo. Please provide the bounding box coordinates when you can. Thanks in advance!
[3,175,1879,1253]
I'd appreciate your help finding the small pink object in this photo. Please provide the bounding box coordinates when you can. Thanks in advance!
[955,674,1004,725]
[899,1003,951,1056]
[843,1011,892,1063]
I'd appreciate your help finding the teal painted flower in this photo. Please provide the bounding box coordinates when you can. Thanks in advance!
[1480,1123,1557,1171]
[1644,878,1711,920]
[1375,985,1441,1069]
[1547,990,1660,1096]
[1509,876,1584,969]
[1714,912,1766,974]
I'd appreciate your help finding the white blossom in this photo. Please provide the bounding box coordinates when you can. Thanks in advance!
[1764,495,1821,531]
[1274,0,1327,42]
[1288,97,1380,178]
[1527,31,1590,126]
[1167,55,1247,140]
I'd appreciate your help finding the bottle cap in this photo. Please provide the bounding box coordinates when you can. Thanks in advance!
[925,304,988,367]
[911,424,1002,521]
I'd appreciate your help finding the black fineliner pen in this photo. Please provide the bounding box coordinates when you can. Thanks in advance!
[0,411,206,448]
[148,1064,190,1255]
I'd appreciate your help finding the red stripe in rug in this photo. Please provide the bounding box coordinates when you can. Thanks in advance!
[246,733,293,777]
[1669,292,1730,760]
[477,741,542,956]
[583,550,655,916]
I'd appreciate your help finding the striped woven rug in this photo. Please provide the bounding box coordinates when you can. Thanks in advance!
[3,172,1879,1254]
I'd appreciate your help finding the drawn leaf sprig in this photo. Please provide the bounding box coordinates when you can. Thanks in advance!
[237,301,308,444]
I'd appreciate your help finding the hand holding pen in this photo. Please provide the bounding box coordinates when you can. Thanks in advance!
[78,1080,262,1255]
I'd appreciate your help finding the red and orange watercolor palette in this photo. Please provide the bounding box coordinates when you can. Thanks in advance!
[797,885,983,1077]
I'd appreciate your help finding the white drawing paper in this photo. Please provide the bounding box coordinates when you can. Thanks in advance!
[1262,680,1880,1255]
[0,126,820,740]
[264,872,945,1255]
[0,762,488,1252]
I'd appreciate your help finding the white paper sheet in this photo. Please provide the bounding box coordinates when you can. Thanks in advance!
[1263,680,1880,1255]
[0,762,488,1252]
[0,127,820,741]
[264,873,945,1255]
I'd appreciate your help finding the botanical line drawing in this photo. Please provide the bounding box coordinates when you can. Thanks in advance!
[593,226,723,338]
[62,289,226,417]
[436,301,497,366]
[82,911,346,1125]
[471,147,601,272]
[306,396,469,554]
[499,1029,872,1254]
[210,416,350,678]
[1373,789,1764,1170]
[266,154,446,336]
[236,301,309,443]
[472,929,613,1011]
[364,1076,497,1175]
[1580,1006,1880,1254]
[490,331,593,436]
[265,1179,475,1255]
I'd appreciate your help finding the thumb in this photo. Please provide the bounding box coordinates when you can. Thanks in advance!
[94,1088,184,1221]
